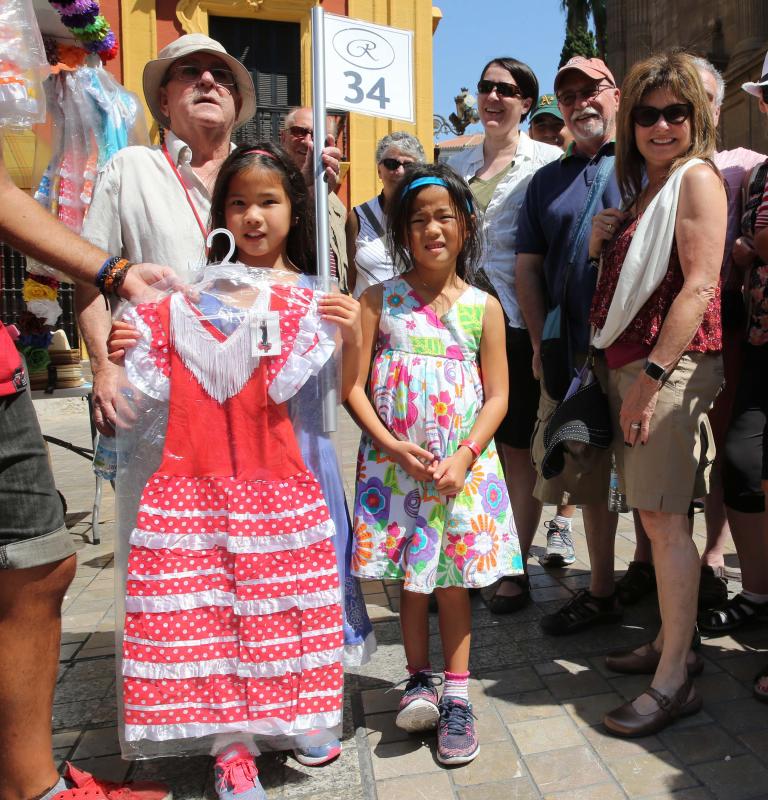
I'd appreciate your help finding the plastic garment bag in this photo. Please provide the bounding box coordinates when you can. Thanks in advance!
[0,0,48,128]
[113,232,369,759]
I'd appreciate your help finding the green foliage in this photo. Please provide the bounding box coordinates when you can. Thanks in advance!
[559,25,597,67]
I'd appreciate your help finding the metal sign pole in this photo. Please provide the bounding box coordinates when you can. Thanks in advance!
[311,5,337,432]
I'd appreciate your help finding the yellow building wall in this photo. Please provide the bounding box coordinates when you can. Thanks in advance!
[345,0,436,206]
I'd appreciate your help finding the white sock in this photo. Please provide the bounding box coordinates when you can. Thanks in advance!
[553,515,572,529]
[38,777,68,800]
[443,670,469,700]
[741,590,768,604]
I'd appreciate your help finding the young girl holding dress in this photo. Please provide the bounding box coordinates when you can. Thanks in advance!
[347,163,523,765]
[112,143,368,799]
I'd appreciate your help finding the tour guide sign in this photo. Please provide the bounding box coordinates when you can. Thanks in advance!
[310,8,413,429]
[323,12,414,123]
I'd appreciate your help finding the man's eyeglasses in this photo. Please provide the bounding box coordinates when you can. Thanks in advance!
[556,82,614,107]
[379,157,411,171]
[476,80,523,99]
[630,103,692,127]
[168,64,236,87]
[288,125,313,140]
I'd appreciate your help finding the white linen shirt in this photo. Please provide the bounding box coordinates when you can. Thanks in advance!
[449,132,561,328]
[82,131,233,278]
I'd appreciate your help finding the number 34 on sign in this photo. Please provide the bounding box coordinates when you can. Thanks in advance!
[323,13,414,123]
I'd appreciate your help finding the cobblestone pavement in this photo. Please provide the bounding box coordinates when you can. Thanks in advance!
[39,396,768,800]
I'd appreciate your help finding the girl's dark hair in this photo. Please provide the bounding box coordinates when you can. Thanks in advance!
[208,141,315,273]
[479,57,539,121]
[387,162,482,283]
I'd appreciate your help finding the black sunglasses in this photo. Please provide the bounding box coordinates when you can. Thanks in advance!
[288,125,313,139]
[169,64,236,87]
[761,86,768,103]
[477,79,523,99]
[379,157,411,171]
[631,103,692,127]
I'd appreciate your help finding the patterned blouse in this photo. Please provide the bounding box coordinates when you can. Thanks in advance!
[590,216,722,355]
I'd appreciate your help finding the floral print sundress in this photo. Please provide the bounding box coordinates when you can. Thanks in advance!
[351,277,523,593]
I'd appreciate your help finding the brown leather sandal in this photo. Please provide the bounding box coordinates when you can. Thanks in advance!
[605,642,704,676]
[486,575,530,615]
[603,678,702,738]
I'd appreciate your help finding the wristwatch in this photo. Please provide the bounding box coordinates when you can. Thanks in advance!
[643,359,667,383]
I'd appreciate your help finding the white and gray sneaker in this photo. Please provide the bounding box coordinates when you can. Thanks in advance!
[539,520,575,567]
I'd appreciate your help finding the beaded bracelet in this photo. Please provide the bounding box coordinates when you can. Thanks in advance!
[96,256,133,295]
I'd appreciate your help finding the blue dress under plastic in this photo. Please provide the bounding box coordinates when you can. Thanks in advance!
[197,289,375,666]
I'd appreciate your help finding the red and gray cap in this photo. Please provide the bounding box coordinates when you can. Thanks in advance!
[554,56,616,92]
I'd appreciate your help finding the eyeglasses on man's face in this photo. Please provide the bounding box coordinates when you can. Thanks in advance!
[556,82,614,108]
[168,63,236,88]
[288,125,313,140]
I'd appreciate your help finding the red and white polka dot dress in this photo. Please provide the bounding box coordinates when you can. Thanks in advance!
[121,284,344,747]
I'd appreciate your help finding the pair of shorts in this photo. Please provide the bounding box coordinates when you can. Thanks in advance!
[0,388,74,570]
[494,326,541,449]
[600,352,723,515]
[530,363,612,506]
[723,344,768,513]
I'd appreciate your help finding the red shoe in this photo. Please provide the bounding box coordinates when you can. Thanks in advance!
[52,764,172,800]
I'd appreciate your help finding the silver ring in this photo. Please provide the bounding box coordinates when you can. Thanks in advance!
[630,422,641,429]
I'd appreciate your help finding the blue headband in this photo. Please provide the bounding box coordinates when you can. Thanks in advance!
[400,175,473,212]
[401,176,448,196]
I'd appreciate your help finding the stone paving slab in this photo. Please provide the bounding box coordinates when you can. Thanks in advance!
[40,398,768,800]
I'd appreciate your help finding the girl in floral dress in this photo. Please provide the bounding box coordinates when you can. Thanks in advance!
[347,163,523,766]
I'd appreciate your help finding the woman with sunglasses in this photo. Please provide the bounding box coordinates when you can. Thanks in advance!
[346,131,426,299]
[588,51,726,737]
[449,58,563,614]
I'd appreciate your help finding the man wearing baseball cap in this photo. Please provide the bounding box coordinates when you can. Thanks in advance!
[74,34,340,439]
[528,94,572,151]
[515,56,626,636]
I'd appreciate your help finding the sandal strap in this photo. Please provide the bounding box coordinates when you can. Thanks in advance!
[705,593,768,626]
[644,687,672,710]
[559,589,611,623]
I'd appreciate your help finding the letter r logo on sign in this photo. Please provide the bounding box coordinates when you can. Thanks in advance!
[323,14,414,122]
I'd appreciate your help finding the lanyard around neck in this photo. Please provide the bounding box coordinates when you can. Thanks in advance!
[162,142,210,251]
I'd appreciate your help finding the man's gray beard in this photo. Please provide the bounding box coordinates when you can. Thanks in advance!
[571,117,606,142]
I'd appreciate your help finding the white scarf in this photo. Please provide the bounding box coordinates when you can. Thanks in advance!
[592,158,704,349]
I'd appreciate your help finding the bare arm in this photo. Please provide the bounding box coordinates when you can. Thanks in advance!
[648,165,726,370]
[0,144,177,300]
[76,285,119,434]
[0,145,108,283]
[621,163,726,447]
[345,285,435,481]
[345,210,359,296]
[432,295,509,494]
[515,252,547,377]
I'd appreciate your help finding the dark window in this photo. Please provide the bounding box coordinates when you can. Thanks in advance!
[209,16,301,144]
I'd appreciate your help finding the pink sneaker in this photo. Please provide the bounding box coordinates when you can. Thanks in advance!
[214,743,266,800]
[52,764,171,800]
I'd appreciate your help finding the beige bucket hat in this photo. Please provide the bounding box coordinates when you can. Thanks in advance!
[142,33,256,129]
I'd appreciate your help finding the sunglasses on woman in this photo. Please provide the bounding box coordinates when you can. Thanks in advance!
[379,157,411,171]
[630,103,692,127]
[476,80,523,99]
